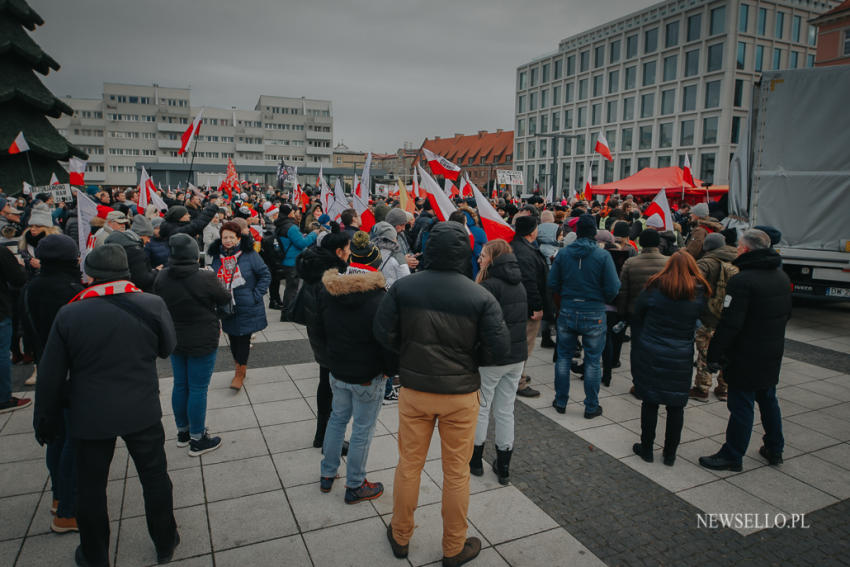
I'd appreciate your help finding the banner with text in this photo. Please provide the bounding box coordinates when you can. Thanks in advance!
[33,184,74,201]
[496,170,524,186]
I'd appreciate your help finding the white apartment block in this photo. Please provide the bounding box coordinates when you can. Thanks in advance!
[514,0,836,197]
[50,83,333,186]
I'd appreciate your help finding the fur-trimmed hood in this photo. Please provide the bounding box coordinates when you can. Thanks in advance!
[321,267,386,299]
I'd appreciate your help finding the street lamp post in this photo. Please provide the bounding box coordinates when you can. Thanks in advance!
[537,133,579,201]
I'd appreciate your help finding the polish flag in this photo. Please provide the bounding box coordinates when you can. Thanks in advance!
[8,131,29,154]
[178,109,204,156]
[594,132,613,162]
[49,172,59,185]
[682,153,695,186]
[69,157,87,185]
[75,189,99,262]
[422,147,461,181]
[470,176,515,242]
[413,167,426,199]
[644,189,674,231]
[584,165,593,202]
[138,166,167,212]
[491,186,497,200]
[459,176,473,199]
[545,186,554,204]
[318,166,332,213]
[444,179,459,199]
[353,153,375,232]
[418,165,456,222]
[328,178,349,222]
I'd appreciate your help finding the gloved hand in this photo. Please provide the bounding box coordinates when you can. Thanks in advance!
[34,416,60,446]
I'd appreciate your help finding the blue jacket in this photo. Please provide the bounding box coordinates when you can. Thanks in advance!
[209,236,272,336]
[548,238,620,312]
[277,219,317,267]
[465,212,488,279]
[146,237,170,268]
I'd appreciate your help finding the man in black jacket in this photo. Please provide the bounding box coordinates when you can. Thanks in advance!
[34,244,179,566]
[374,221,509,567]
[699,229,792,472]
[511,215,550,398]
[0,243,27,413]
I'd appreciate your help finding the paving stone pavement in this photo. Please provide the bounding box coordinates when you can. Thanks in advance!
[1,301,848,565]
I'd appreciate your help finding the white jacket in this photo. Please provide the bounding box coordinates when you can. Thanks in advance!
[378,248,410,288]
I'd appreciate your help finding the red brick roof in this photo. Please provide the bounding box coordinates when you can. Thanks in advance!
[417,130,513,168]
[811,0,850,23]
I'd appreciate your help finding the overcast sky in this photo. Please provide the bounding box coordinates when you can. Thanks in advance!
[36,0,657,152]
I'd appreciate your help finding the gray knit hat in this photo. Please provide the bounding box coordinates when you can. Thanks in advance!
[28,202,53,227]
[385,208,408,228]
[131,214,154,237]
[84,244,130,281]
[703,232,726,252]
[691,202,709,218]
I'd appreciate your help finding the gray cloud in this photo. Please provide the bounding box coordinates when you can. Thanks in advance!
[35,0,656,151]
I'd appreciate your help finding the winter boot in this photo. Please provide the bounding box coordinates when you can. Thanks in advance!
[492,448,512,485]
[469,444,484,476]
[313,412,330,448]
[230,364,247,390]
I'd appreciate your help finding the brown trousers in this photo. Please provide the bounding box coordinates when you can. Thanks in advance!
[694,325,727,393]
[391,388,479,557]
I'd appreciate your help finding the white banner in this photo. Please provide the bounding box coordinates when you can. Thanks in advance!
[33,183,74,201]
[496,170,524,186]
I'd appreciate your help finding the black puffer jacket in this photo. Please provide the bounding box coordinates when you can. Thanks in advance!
[631,287,705,407]
[479,254,528,366]
[105,230,158,292]
[153,261,230,357]
[22,262,84,361]
[159,203,217,240]
[298,245,347,367]
[315,268,396,383]
[373,222,510,394]
[708,248,791,390]
[510,235,551,320]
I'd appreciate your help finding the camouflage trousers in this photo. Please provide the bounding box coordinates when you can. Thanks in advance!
[694,325,727,393]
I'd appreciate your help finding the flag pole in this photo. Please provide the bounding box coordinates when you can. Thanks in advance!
[185,135,200,187]
[24,152,36,185]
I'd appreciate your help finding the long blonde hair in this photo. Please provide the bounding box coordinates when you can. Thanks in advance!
[476,239,513,283]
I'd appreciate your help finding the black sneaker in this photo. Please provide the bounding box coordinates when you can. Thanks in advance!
[759,446,783,466]
[345,479,383,504]
[552,400,566,414]
[176,431,190,448]
[517,386,540,398]
[584,407,603,419]
[188,433,221,457]
[319,476,335,493]
[156,531,180,564]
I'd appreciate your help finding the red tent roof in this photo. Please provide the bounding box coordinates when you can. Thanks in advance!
[592,167,702,195]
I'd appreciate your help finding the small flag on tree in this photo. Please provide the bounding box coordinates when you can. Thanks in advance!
[8,131,29,154]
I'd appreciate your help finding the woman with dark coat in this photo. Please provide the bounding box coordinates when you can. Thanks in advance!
[154,234,231,456]
[209,222,271,390]
[470,239,528,485]
[631,250,710,466]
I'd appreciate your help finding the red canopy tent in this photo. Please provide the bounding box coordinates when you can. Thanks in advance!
[591,167,727,204]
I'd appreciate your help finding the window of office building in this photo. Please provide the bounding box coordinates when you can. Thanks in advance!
[757,8,767,35]
[710,6,726,35]
[595,45,605,68]
[682,84,697,111]
[516,142,524,160]
[809,23,817,46]
[565,83,574,102]
[575,163,585,189]
[641,92,655,117]
[579,79,588,100]
[755,45,764,71]
[518,95,526,113]
[775,12,784,39]
[622,127,633,151]
[593,74,604,97]
[700,153,715,182]
[680,119,695,145]
[553,60,563,80]
[542,63,550,82]
[609,69,620,93]
[610,39,621,64]
[540,138,548,156]
[627,34,638,58]
[739,4,749,33]
[638,157,651,170]
[645,28,658,53]
[553,85,561,105]
[688,14,702,41]
[604,160,614,182]
[773,48,782,69]
[653,155,669,168]
[807,53,815,67]
[625,66,637,89]
[659,122,673,148]
[541,115,548,133]
[620,158,631,177]
[578,106,587,127]
[580,50,590,71]
[552,111,560,131]
[663,54,678,81]
[531,67,538,86]
[528,141,536,158]
[737,42,746,69]
[592,103,602,125]
[606,129,617,150]
[703,116,719,144]
[565,109,573,128]
[530,92,537,110]
[567,54,576,75]
[685,49,700,76]
[563,136,572,155]
[661,89,675,114]
[792,15,801,43]
[607,100,617,122]
[541,89,548,108]
[576,135,586,155]
[734,79,745,106]
[529,117,537,135]
[731,116,741,144]
[562,162,571,185]
[708,43,723,71]
[643,61,656,86]
[639,125,653,149]
[623,96,635,120]
[666,21,679,48]
[705,80,721,108]
[517,119,525,136]
[790,51,799,68]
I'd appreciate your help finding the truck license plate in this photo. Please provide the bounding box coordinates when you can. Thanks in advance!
[827,287,850,298]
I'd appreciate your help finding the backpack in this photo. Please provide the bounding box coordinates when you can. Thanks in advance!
[260,233,286,266]
[707,261,739,319]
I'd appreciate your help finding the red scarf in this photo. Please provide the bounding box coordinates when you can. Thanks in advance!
[216,250,245,289]
[69,280,142,303]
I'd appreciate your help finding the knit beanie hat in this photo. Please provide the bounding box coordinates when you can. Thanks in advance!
[645,214,665,229]
[131,214,154,237]
[691,202,709,218]
[349,230,381,268]
[169,233,200,263]
[84,244,130,281]
[638,229,661,248]
[612,220,630,238]
[279,204,293,218]
[595,230,615,245]
[151,217,164,229]
[576,214,597,239]
[703,233,726,252]
[28,202,53,227]
[36,234,78,261]
[232,217,249,232]
[385,208,408,228]
[754,225,781,246]
[721,228,738,246]
[514,215,538,237]
[165,205,189,223]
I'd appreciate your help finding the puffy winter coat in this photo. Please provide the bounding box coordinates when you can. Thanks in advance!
[153,261,230,357]
[22,262,84,361]
[479,253,528,366]
[105,230,158,292]
[277,217,317,267]
[209,235,272,336]
[707,248,792,390]
[297,245,347,367]
[373,221,510,394]
[536,222,561,266]
[696,245,739,327]
[145,237,170,269]
[314,268,396,383]
[685,217,724,259]
[549,238,620,312]
[630,287,706,407]
[511,235,550,318]
[616,247,669,315]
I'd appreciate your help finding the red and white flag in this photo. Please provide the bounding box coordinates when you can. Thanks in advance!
[49,172,59,185]
[417,165,456,221]
[353,153,375,232]
[682,153,695,186]
[69,157,87,185]
[470,177,515,242]
[444,179,459,199]
[219,158,239,200]
[594,131,613,162]
[413,167,426,199]
[644,188,674,231]
[8,131,29,154]
[137,166,167,212]
[178,109,204,156]
[318,166,332,213]
[583,164,593,201]
[328,178,348,222]
[75,189,99,262]
[459,176,473,199]
[422,147,461,181]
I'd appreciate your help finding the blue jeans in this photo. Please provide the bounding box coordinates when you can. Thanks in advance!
[171,350,218,438]
[45,410,77,518]
[0,317,12,401]
[720,386,784,462]
[554,309,606,412]
[321,374,385,488]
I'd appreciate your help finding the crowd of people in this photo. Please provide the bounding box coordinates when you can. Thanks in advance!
[0,179,792,567]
